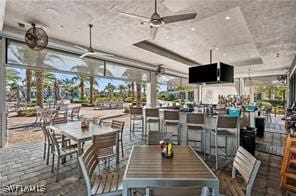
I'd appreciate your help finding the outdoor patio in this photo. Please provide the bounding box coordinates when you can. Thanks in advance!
[0,116,291,196]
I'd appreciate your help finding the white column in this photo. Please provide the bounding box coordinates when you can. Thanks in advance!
[147,72,157,107]
[199,85,202,103]
[193,87,198,103]
[0,38,7,147]
[239,78,245,96]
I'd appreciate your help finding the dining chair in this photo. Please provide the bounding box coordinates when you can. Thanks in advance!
[130,106,144,140]
[146,185,210,196]
[57,103,68,117]
[210,116,239,170]
[163,110,180,145]
[145,108,161,135]
[92,131,119,169]
[111,120,125,157]
[78,144,123,196]
[219,146,261,196]
[69,106,80,121]
[48,127,79,182]
[51,116,68,125]
[186,113,206,159]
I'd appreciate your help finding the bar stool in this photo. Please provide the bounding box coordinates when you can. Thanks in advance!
[130,106,144,140]
[163,110,180,144]
[145,108,161,135]
[186,113,206,159]
[210,116,239,170]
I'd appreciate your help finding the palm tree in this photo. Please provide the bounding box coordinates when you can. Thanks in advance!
[122,69,143,106]
[60,78,75,98]
[6,68,21,86]
[142,81,147,97]
[10,47,64,106]
[105,83,116,99]
[118,85,127,98]
[72,74,89,100]
[71,59,112,104]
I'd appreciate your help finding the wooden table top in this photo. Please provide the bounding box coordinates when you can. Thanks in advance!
[50,121,116,141]
[125,145,217,180]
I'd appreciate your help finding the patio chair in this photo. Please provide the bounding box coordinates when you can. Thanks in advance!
[146,185,210,196]
[145,108,160,135]
[51,116,68,125]
[92,131,119,169]
[57,103,68,117]
[69,106,80,121]
[186,113,206,159]
[79,144,123,196]
[163,110,180,145]
[210,116,239,170]
[34,106,42,123]
[111,120,125,157]
[130,106,144,140]
[48,127,79,182]
[219,146,261,196]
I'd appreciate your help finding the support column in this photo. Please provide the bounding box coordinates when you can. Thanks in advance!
[239,78,245,96]
[0,38,7,147]
[199,85,202,104]
[147,72,157,107]
[193,87,198,103]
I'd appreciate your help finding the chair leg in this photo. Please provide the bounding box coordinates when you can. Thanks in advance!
[121,139,124,157]
[203,132,206,160]
[43,141,46,160]
[158,120,160,132]
[225,136,228,158]
[209,133,212,160]
[51,153,55,172]
[215,135,218,170]
[47,143,50,165]
[56,156,60,182]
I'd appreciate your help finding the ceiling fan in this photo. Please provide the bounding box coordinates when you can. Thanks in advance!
[119,0,197,40]
[75,24,113,59]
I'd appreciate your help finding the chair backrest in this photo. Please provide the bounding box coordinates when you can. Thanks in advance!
[40,109,54,125]
[47,127,61,154]
[130,106,143,115]
[52,116,67,125]
[164,110,179,121]
[111,120,124,134]
[145,108,159,118]
[79,144,99,196]
[232,146,261,196]
[146,185,209,196]
[148,131,173,145]
[187,113,204,124]
[217,116,238,129]
[92,131,119,157]
[72,106,80,113]
[40,124,50,142]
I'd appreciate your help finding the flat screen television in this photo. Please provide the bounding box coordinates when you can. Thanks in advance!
[189,62,234,84]
[189,63,218,83]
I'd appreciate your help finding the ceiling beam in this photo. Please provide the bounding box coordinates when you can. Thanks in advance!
[0,0,5,31]
[235,69,287,78]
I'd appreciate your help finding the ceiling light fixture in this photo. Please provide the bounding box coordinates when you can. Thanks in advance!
[225,16,230,20]
[191,27,195,31]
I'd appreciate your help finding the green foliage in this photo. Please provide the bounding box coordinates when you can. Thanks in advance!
[141,97,147,102]
[124,97,134,103]
[81,95,88,101]
[81,103,95,107]
[123,107,130,114]
[73,99,88,104]
[166,94,176,101]
[17,109,36,117]
[258,99,286,107]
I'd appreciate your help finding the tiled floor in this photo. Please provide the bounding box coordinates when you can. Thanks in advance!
[0,117,294,196]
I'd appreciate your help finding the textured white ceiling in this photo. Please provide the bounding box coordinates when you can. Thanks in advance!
[3,0,296,77]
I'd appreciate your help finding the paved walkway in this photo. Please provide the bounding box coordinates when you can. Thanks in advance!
[0,115,293,195]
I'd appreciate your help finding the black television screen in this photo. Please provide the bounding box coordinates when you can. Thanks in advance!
[189,63,217,84]
[219,62,234,83]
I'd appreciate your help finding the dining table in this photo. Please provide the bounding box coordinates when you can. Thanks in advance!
[122,145,220,196]
[50,121,119,176]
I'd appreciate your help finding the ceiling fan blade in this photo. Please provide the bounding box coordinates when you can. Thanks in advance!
[74,45,88,52]
[150,26,158,40]
[161,13,197,24]
[94,51,114,57]
[79,52,91,59]
[119,11,150,21]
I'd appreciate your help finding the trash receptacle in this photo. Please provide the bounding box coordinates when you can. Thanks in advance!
[240,127,256,155]
[255,117,265,137]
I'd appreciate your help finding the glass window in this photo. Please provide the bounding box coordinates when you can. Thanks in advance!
[105,62,150,82]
